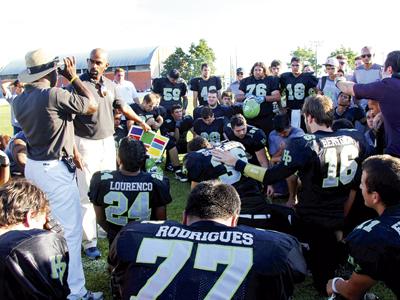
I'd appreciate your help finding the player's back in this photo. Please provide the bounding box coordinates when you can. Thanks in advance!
[346,207,400,298]
[291,129,367,228]
[0,229,69,300]
[110,220,306,300]
[89,170,172,243]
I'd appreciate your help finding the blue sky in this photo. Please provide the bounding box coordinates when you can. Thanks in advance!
[2,0,399,76]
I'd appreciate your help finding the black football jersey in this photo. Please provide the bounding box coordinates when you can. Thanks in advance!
[193,117,225,145]
[89,170,172,242]
[0,229,69,300]
[152,77,188,110]
[184,142,264,202]
[239,76,280,117]
[259,129,368,228]
[109,220,306,300]
[130,103,160,123]
[346,205,400,298]
[279,72,318,110]
[193,104,234,121]
[189,76,222,106]
[334,107,365,125]
[225,124,267,165]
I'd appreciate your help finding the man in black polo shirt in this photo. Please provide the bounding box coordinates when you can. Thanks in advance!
[73,48,151,260]
[12,48,102,299]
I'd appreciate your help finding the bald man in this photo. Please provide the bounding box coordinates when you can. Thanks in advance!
[72,48,150,259]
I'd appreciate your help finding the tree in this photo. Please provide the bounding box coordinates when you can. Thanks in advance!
[289,47,320,73]
[161,39,216,81]
[329,46,358,70]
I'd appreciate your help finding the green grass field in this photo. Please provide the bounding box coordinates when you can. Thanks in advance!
[0,103,395,299]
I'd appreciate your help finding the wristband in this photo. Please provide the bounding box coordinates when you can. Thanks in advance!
[332,277,344,294]
[70,76,78,84]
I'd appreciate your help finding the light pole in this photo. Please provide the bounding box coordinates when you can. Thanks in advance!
[310,40,323,76]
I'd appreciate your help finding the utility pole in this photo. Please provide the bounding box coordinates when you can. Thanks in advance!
[310,40,323,76]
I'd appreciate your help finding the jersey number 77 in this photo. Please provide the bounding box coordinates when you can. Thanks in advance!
[130,238,252,299]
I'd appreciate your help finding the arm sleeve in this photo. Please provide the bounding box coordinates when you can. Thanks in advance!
[152,78,162,94]
[52,88,91,115]
[235,137,307,185]
[215,77,222,90]
[353,81,385,102]
[189,78,198,91]
[151,177,172,207]
[88,171,102,206]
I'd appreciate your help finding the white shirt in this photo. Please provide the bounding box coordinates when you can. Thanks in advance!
[114,80,139,105]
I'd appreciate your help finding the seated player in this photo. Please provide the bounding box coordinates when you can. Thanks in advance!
[334,92,366,129]
[268,113,304,205]
[113,109,128,147]
[109,180,306,300]
[89,137,172,246]
[193,107,225,146]
[4,131,27,177]
[221,90,243,115]
[160,104,193,182]
[128,93,163,131]
[327,155,400,299]
[0,179,70,299]
[184,137,297,234]
[193,89,233,121]
[225,114,269,167]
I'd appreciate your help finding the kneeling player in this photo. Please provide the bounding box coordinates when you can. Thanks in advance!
[327,155,400,299]
[109,181,306,300]
[0,179,70,299]
[184,136,297,234]
[89,137,172,246]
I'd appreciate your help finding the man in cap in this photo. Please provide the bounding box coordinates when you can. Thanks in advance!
[152,68,189,115]
[12,49,102,299]
[73,48,150,260]
[227,67,245,98]
[317,57,341,106]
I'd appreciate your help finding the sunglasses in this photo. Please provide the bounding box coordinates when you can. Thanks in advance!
[361,54,372,58]
[291,64,300,67]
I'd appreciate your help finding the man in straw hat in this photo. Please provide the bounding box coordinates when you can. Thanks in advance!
[12,49,103,300]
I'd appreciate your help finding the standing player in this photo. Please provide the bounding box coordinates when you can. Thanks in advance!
[326,155,400,299]
[89,137,172,246]
[193,107,225,146]
[152,69,188,115]
[237,62,281,138]
[213,95,368,295]
[280,57,318,129]
[190,63,222,108]
[109,180,306,300]
[0,179,70,299]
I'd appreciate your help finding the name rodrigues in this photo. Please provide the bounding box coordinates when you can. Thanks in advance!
[110,181,153,191]
[155,225,254,245]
